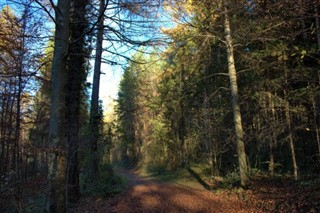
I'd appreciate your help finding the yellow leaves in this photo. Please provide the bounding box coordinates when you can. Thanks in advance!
[271,50,288,61]
[163,0,194,22]
[276,49,308,61]
[184,0,196,13]
[271,51,280,57]
[300,50,307,59]
[277,55,288,61]
[161,23,192,39]
[292,46,307,59]
[272,48,309,61]
[0,6,19,47]
[268,43,309,62]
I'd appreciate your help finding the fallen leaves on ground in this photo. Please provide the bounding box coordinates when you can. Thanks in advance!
[70,170,320,213]
[246,176,320,212]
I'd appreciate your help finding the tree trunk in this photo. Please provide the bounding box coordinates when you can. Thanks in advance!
[0,89,5,176]
[267,92,276,176]
[13,54,23,204]
[223,2,249,187]
[312,95,320,162]
[88,0,106,182]
[3,89,10,175]
[204,91,212,175]
[299,0,307,39]
[7,83,16,174]
[315,0,320,50]
[178,64,186,165]
[65,0,88,205]
[47,0,71,212]
[204,90,219,176]
[284,70,298,181]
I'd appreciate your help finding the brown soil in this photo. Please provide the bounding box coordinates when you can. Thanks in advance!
[70,169,260,213]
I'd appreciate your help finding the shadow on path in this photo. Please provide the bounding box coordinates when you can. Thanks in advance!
[70,168,257,213]
[105,168,254,213]
[187,167,211,190]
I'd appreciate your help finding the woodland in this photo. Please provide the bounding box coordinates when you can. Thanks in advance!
[0,0,320,212]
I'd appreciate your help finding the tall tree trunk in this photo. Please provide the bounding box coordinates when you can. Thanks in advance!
[315,0,320,50]
[3,88,11,175]
[204,90,212,175]
[312,95,320,162]
[65,0,88,205]
[0,88,5,176]
[284,69,298,180]
[13,56,23,204]
[178,64,186,165]
[268,92,276,176]
[88,0,106,182]
[223,2,249,187]
[7,83,16,174]
[204,90,219,176]
[299,0,307,39]
[47,0,71,212]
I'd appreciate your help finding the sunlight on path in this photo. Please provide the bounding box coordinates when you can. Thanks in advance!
[70,169,260,213]
[105,169,257,213]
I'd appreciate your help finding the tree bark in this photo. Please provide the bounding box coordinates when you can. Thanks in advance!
[88,0,106,181]
[312,95,320,162]
[284,69,298,181]
[267,92,276,176]
[13,48,23,203]
[178,64,186,165]
[315,0,320,50]
[65,0,88,205]
[47,0,71,212]
[223,2,249,187]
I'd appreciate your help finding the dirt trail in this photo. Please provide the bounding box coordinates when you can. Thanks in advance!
[72,169,260,213]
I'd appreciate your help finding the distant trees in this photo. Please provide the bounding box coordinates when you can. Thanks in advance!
[117,65,139,165]
[114,0,320,186]
[116,51,162,167]
[0,2,45,209]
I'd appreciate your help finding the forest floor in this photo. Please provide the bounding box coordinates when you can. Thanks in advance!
[70,168,320,213]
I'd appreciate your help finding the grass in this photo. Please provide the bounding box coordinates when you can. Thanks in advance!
[82,164,126,198]
[137,163,215,190]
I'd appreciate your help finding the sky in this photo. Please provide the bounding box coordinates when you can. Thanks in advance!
[91,63,122,120]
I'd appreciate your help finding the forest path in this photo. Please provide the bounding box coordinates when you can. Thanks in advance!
[72,168,258,213]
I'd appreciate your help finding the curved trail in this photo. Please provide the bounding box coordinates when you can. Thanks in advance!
[72,169,258,213]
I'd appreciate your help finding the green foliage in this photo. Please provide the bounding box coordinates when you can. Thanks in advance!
[81,164,125,198]
[220,170,242,189]
[113,0,320,186]
[143,166,209,190]
[143,116,169,171]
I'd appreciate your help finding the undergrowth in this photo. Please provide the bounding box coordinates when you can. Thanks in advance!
[82,164,125,198]
[138,163,257,190]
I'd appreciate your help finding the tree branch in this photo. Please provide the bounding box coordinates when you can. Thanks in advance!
[34,0,56,25]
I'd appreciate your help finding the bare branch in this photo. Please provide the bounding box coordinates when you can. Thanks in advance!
[70,0,110,45]
[34,0,56,25]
